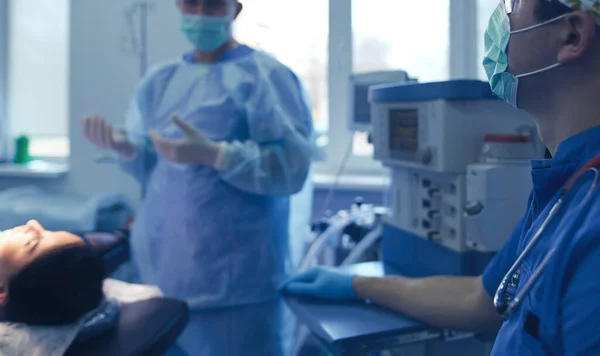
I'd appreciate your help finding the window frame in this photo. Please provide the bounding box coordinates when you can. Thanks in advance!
[0,0,9,161]
[4,0,71,161]
[0,0,482,167]
[315,0,480,178]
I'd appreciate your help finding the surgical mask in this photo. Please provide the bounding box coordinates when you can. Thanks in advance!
[181,14,231,52]
[483,1,568,108]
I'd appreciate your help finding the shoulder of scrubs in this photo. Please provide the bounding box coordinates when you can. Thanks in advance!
[481,190,534,297]
[554,191,600,355]
[218,50,314,196]
[134,59,183,115]
[124,59,183,136]
[117,59,182,183]
[243,51,314,136]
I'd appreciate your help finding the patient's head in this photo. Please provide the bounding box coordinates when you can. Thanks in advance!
[0,220,105,325]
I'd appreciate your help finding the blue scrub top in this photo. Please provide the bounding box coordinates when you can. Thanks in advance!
[482,125,600,355]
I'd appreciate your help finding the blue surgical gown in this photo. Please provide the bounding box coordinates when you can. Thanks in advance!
[119,45,313,307]
[116,45,312,355]
[482,125,600,355]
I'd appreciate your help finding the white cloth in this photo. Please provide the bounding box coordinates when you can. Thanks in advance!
[0,279,163,356]
[102,278,163,303]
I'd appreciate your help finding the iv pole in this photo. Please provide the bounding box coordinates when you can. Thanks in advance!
[124,1,153,199]
[139,2,148,78]
[95,1,152,166]
[124,0,152,78]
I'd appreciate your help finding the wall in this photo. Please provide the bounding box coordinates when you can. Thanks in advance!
[0,0,384,222]
[0,1,188,203]
[67,1,129,202]
[8,0,69,137]
[0,0,8,159]
[67,0,191,204]
[0,1,181,201]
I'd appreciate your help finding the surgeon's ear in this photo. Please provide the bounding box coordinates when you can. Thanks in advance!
[234,2,243,19]
[557,10,597,64]
[0,284,8,307]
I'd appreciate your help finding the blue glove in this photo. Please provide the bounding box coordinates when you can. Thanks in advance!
[279,267,358,301]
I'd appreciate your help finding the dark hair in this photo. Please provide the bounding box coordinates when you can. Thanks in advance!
[4,245,105,326]
[536,0,600,46]
[536,0,573,22]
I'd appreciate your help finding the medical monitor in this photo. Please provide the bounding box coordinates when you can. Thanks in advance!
[348,70,412,132]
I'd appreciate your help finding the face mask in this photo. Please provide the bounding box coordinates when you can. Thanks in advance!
[482,1,568,108]
[181,14,231,52]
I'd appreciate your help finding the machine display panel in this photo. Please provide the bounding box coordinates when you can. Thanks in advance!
[354,85,371,124]
[389,109,418,153]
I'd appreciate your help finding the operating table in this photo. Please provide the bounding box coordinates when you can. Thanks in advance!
[63,230,189,355]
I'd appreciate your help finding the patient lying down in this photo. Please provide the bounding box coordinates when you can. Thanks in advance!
[0,220,104,326]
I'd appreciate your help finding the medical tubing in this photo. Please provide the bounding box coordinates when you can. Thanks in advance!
[340,225,382,266]
[298,215,353,273]
[315,135,355,220]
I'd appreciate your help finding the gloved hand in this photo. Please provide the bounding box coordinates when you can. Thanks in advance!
[82,116,137,160]
[279,267,359,301]
[149,115,225,167]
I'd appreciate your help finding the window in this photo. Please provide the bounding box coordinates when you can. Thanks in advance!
[234,0,329,160]
[353,0,450,81]
[0,0,487,173]
[477,0,499,80]
[7,0,70,158]
[351,0,450,157]
[0,1,7,159]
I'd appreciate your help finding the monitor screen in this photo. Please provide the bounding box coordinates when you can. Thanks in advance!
[389,109,418,153]
[353,85,372,124]
[348,70,411,131]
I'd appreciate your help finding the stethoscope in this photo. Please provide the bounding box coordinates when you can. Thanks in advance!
[494,154,600,319]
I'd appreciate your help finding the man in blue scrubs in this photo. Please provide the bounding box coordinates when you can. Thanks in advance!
[282,0,600,354]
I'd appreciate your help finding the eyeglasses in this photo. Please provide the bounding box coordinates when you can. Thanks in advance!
[182,0,228,9]
[505,0,572,15]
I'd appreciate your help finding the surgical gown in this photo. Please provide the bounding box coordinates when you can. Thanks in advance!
[118,45,313,355]
[482,125,600,355]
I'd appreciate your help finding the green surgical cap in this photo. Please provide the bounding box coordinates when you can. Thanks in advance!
[546,0,600,25]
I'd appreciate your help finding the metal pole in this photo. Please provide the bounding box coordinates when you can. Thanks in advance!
[139,2,148,78]
[138,2,149,198]
[0,0,10,162]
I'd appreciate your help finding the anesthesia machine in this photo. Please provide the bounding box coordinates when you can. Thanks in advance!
[285,80,543,356]
[371,80,541,277]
